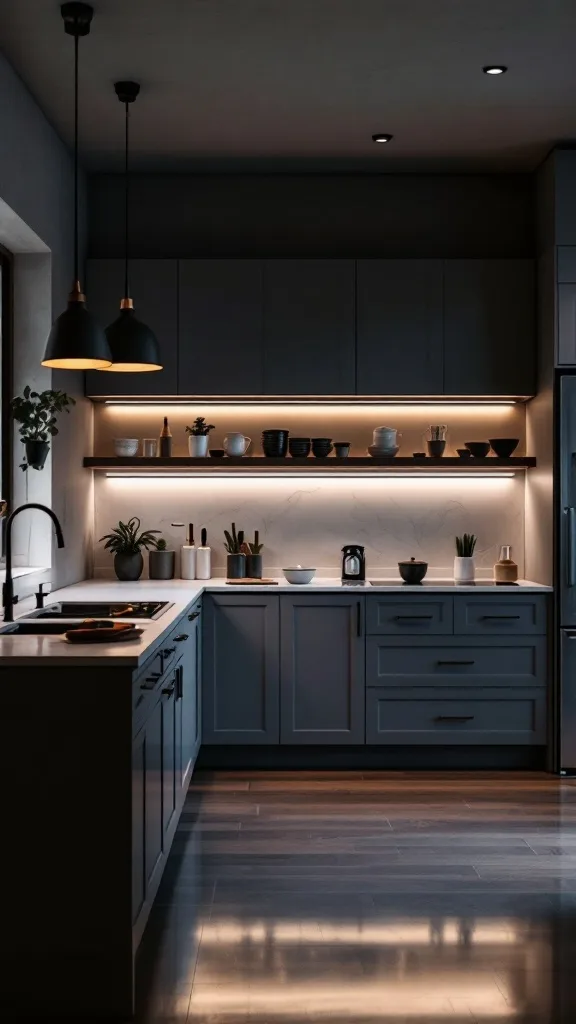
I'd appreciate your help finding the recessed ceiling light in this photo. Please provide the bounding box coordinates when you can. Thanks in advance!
[372,133,393,143]
[482,65,507,75]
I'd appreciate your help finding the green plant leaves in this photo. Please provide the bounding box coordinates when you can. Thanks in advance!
[99,516,160,554]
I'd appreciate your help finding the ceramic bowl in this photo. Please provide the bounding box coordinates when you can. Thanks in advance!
[457,448,472,458]
[368,445,399,458]
[114,438,139,457]
[489,438,519,458]
[465,441,491,458]
[282,567,317,585]
[209,449,226,458]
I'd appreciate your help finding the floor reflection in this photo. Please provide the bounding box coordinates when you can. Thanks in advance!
[135,771,576,1023]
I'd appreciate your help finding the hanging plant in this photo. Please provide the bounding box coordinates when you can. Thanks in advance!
[11,386,76,471]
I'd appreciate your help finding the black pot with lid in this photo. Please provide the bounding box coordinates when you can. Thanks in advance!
[398,556,428,585]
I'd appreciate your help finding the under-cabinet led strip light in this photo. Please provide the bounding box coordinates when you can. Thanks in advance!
[102,399,519,407]
[105,471,516,480]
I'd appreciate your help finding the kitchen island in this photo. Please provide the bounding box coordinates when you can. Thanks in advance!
[0,576,552,1019]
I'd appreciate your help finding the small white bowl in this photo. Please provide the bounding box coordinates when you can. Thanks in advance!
[114,438,139,457]
[282,567,316,585]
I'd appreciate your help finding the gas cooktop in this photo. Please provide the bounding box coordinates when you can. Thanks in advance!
[366,580,518,587]
[28,601,173,620]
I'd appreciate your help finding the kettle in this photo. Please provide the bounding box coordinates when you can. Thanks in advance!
[341,544,366,584]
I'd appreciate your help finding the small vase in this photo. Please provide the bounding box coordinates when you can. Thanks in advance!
[246,553,263,579]
[227,553,246,579]
[24,440,50,470]
[149,550,176,580]
[427,440,446,458]
[454,555,475,583]
[114,551,144,582]
[188,435,209,457]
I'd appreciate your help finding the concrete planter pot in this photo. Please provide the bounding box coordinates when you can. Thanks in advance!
[188,435,209,457]
[454,555,475,583]
[24,440,50,470]
[246,553,263,579]
[227,553,246,579]
[114,551,144,581]
[149,550,176,580]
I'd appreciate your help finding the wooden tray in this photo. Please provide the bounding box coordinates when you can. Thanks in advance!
[226,578,278,585]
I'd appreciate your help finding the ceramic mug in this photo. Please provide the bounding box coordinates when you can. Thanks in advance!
[223,433,251,456]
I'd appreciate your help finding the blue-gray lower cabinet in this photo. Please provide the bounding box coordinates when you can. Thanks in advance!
[365,596,453,635]
[366,687,546,745]
[203,594,280,744]
[453,596,547,635]
[176,605,201,791]
[366,636,547,689]
[280,595,365,744]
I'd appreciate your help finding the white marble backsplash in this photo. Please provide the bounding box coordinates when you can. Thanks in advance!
[93,474,525,577]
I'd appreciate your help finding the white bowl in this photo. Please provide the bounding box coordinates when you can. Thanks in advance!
[367,445,399,458]
[114,438,139,457]
[282,567,316,585]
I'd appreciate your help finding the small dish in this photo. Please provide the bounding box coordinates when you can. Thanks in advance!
[282,567,316,585]
[114,438,139,457]
[412,452,427,460]
[456,448,472,458]
[209,449,226,458]
[465,441,491,458]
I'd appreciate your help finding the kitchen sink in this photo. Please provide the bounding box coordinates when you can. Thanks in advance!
[0,622,93,636]
[23,600,172,620]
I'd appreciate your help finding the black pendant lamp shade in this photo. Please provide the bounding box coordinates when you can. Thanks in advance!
[103,81,162,372]
[42,3,111,370]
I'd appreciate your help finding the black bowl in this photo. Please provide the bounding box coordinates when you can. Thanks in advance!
[398,558,428,585]
[465,441,491,458]
[289,438,311,457]
[489,438,519,458]
[209,449,226,458]
[262,429,289,438]
[456,448,472,458]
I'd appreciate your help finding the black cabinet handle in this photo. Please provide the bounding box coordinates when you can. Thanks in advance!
[188,610,201,621]
[174,634,189,642]
[163,646,177,656]
[176,666,183,701]
[394,615,433,620]
[357,602,363,637]
[480,615,520,620]
[143,672,162,687]
[435,715,474,722]
[437,660,475,666]
[162,684,175,697]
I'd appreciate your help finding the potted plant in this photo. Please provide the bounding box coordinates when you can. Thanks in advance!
[454,533,477,583]
[186,417,215,457]
[224,522,246,579]
[100,517,160,581]
[246,531,263,579]
[149,536,176,580]
[11,386,76,471]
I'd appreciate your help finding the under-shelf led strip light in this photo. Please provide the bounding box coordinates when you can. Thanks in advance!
[105,471,516,480]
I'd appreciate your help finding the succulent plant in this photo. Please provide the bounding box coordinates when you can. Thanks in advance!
[156,537,168,551]
[224,522,243,554]
[249,530,263,554]
[455,533,477,557]
[185,417,215,437]
[100,518,160,555]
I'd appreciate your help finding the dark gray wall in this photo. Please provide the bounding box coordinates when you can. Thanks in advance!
[89,173,535,258]
[0,49,92,586]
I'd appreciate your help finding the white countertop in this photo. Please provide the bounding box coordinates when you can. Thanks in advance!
[0,576,552,666]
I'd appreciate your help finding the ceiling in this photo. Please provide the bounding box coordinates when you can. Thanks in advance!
[1,0,576,172]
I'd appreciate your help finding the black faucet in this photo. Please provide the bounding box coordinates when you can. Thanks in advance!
[3,503,65,622]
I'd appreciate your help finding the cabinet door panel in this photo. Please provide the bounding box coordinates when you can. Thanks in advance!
[85,259,178,396]
[356,260,443,395]
[203,595,280,743]
[443,259,535,395]
[280,595,365,744]
[558,283,576,364]
[179,260,263,394]
[162,685,177,840]
[263,260,355,395]
[144,697,163,887]
[179,613,200,788]
[132,724,145,925]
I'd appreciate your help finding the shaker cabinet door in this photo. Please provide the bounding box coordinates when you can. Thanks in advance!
[443,259,535,395]
[85,259,178,396]
[263,260,356,395]
[178,260,264,394]
[356,260,443,395]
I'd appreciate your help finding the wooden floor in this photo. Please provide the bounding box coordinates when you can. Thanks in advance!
[135,771,576,1023]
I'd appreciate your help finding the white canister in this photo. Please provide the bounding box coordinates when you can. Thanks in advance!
[223,433,251,456]
[454,556,475,583]
[188,434,209,457]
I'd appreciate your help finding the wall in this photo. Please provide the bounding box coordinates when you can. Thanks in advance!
[0,49,93,587]
[88,173,535,258]
[93,402,527,577]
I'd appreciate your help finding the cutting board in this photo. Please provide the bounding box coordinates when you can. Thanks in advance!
[226,578,278,585]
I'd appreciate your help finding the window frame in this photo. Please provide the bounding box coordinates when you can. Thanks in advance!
[0,243,14,549]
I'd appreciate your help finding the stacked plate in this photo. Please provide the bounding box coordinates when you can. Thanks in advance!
[312,437,333,457]
[262,429,289,457]
[288,437,311,458]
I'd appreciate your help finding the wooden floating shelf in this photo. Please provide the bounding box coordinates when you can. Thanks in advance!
[84,456,536,471]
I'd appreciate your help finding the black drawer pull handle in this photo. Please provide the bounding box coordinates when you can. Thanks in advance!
[142,672,161,687]
[162,684,175,697]
[174,633,189,642]
[188,611,201,621]
[437,660,475,666]
[435,715,474,723]
[163,646,177,656]
[480,615,521,620]
[394,615,434,620]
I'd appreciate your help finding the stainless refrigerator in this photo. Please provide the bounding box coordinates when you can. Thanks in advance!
[559,374,576,773]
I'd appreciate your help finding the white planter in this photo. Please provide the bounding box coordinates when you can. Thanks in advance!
[454,555,475,583]
[188,434,209,457]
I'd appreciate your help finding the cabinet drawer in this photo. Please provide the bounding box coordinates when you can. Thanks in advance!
[453,596,547,635]
[366,596,453,635]
[161,606,201,672]
[366,687,546,745]
[366,636,547,688]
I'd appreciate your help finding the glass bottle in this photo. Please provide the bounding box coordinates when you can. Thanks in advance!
[494,544,518,584]
[159,416,172,458]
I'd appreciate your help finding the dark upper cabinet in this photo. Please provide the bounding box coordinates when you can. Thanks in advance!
[85,259,178,396]
[280,595,365,744]
[178,260,264,394]
[443,259,535,396]
[262,260,355,395]
[202,594,280,744]
[356,260,443,395]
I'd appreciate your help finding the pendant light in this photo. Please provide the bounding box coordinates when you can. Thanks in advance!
[103,81,162,372]
[42,2,111,370]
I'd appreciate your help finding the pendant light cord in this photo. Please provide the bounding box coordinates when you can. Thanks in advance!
[73,31,79,285]
[124,98,130,299]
